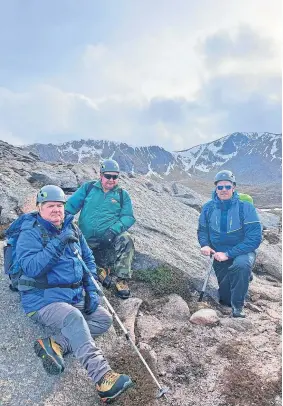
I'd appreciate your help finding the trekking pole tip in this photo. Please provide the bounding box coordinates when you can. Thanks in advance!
[156,387,170,399]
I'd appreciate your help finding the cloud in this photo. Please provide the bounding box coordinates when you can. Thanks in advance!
[0,1,281,150]
[199,24,276,64]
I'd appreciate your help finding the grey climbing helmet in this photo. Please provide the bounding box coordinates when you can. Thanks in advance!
[214,170,236,185]
[100,159,120,173]
[36,185,66,204]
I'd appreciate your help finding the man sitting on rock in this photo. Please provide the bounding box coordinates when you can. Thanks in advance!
[65,159,135,300]
[16,185,133,403]
[197,170,262,318]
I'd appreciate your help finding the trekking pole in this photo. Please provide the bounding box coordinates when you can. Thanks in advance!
[72,247,169,400]
[198,253,214,302]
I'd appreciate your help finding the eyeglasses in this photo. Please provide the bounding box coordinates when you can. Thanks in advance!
[103,174,119,180]
[216,185,232,191]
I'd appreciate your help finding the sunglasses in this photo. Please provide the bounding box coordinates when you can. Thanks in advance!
[103,174,119,180]
[216,185,233,191]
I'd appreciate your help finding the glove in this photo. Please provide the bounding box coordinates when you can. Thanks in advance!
[99,229,117,249]
[57,229,79,244]
[84,291,99,315]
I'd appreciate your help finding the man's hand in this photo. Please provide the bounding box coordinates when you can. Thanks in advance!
[99,229,117,249]
[84,291,99,315]
[214,252,229,262]
[57,229,78,244]
[201,246,215,256]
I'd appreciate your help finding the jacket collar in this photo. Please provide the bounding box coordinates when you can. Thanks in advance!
[36,212,74,234]
[212,190,240,209]
[94,179,120,192]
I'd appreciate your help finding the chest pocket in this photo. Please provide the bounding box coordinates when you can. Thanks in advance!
[227,212,242,233]
[209,210,221,232]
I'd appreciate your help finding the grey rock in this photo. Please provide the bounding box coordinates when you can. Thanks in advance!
[220,317,253,332]
[117,297,143,343]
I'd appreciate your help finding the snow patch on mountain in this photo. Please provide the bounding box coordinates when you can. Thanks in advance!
[23,132,282,184]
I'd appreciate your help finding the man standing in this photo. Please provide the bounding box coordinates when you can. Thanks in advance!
[65,159,135,299]
[14,185,133,403]
[197,170,262,318]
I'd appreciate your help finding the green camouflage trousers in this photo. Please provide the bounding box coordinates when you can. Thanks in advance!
[90,232,134,279]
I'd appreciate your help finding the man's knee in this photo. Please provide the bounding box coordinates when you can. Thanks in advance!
[231,254,255,272]
[63,307,86,329]
[87,306,113,336]
[115,232,134,251]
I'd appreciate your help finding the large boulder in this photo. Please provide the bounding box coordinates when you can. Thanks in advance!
[255,239,282,280]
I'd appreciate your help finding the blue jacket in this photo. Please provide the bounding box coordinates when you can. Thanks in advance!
[197,191,262,258]
[16,213,97,314]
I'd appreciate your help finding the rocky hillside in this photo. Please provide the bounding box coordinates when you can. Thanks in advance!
[23,132,282,184]
[0,140,282,406]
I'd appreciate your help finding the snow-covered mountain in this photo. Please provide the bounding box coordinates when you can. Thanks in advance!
[24,132,282,184]
[176,132,282,184]
[23,139,187,179]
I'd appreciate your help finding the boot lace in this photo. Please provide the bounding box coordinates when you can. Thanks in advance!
[116,280,128,290]
[101,371,119,386]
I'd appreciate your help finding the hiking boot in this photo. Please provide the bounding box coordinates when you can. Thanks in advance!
[115,279,130,299]
[98,267,112,289]
[232,308,246,318]
[219,299,231,307]
[34,338,65,375]
[96,370,133,403]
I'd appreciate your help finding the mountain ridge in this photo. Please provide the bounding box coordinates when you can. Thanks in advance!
[22,131,282,184]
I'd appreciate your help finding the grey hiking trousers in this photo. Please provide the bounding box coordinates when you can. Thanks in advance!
[31,301,112,383]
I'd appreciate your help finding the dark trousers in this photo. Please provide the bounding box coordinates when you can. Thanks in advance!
[213,252,256,309]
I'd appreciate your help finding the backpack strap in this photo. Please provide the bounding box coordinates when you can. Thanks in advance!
[18,221,83,291]
[204,201,214,245]
[239,201,245,226]
[18,278,83,290]
[118,187,124,207]
[85,182,95,197]
[35,221,50,247]
[205,201,214,224]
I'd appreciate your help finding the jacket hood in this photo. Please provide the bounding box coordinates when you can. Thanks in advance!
[5,211,75,238]
[36,212,74,233]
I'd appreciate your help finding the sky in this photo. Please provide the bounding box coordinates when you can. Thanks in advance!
[0,0,281,151]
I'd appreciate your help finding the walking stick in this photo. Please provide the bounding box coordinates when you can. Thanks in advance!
[198,254,214,302]
[72,247,169,400]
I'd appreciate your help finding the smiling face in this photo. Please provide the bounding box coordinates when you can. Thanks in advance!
[100,172,119,191]
[39,201,65,227]
[215,180,235,201]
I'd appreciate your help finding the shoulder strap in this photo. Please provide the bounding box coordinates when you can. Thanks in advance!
[239,201,245,226]
[205,201,214,225]
[118,188,124,207]
[34,222,50,247]
[85,182,95,197]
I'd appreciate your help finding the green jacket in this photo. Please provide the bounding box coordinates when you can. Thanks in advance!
[65,180,135,241]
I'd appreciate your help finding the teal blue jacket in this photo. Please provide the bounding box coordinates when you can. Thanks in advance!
[65,180,135,241]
